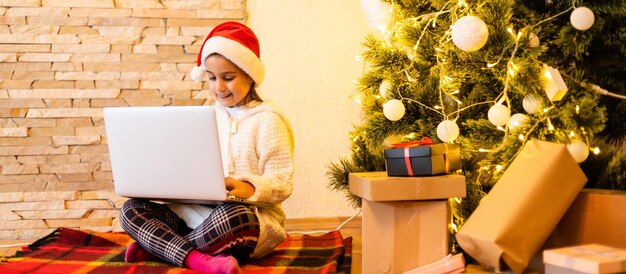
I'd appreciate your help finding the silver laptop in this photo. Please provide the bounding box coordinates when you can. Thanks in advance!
[103,106,256,205]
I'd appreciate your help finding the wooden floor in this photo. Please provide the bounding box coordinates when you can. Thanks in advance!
[0,216,363,273]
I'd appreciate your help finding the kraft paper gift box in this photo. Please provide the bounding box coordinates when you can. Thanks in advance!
[455,139,588,274]
[543,244,626,273]
[349,172,466,273]
[349,171,466,201]
[384,143,461,176]
[547,189,626,250]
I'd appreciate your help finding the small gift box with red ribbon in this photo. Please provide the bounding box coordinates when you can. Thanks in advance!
[384,137,461,177]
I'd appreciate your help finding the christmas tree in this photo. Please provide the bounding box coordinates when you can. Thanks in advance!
[328,0,626,252]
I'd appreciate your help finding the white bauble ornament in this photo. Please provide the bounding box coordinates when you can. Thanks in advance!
[528,33,540,48]
[487,104,511,126]
[437,120,460,142]
[507,113,530,129]
[567,140,589,163]
[360,0,394,31]
[383,99,405,121]
[522,94,543,114]
[570,7,595,31]
[451,16,489,51]
[379,80,392,98]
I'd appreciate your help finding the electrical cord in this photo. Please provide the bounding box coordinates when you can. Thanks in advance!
[0,242,31,248]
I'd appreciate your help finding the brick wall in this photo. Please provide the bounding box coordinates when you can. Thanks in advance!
[0,0,244,240]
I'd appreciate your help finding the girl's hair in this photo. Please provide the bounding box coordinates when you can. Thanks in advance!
[244,84,263,103]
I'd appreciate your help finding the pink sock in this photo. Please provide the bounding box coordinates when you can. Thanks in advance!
[125,242,157,263]
[184,250,242,274]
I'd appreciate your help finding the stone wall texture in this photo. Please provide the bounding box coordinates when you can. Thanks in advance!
[0,0,243,240]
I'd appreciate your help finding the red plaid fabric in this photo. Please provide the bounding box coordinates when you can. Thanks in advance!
[0,228,352,274]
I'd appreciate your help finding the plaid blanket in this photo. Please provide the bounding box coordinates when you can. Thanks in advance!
[0,227,352,274]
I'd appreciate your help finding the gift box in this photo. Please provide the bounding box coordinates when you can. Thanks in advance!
[349,171,466,201]
[546,189,626,250]
[384,142,461,176]
[543,244,626,273]
[455,139,588,274]
[349,172,466,273]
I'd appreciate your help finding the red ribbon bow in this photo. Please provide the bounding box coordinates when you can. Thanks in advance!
[389,136,434,148]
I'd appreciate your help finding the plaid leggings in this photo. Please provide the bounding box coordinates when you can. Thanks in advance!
[119,199,260,266]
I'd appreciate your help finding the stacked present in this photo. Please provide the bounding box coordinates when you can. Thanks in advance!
[348,137,466,273]
[383,137,461,176]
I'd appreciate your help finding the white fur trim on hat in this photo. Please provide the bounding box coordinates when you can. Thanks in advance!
[200,36,265,86]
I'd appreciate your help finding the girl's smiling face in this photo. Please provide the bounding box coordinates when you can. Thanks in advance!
[204,54,254,107]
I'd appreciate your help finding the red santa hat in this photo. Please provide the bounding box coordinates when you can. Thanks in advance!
[190,21,265,86]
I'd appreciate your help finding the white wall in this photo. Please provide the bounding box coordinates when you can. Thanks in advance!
[246,0,371,218]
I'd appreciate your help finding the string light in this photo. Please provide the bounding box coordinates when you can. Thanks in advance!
[593,147,600,154]
[508,67,516,77]
[569,131,575,137]
[575,105,580,114]
[495,165,503,171]
[404,70,415,82]
[547,119,555,131]
[507,61,519,77]
[478,148,491,152]
[518,134,524,140]
[450,222,458,233]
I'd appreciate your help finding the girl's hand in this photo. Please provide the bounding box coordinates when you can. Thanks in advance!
[225,177,255,199]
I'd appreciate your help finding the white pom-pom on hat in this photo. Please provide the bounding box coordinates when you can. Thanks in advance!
[191,21,265,86]
[190,65,204,82]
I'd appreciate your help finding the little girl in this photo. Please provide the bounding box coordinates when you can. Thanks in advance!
[119,21,294,274]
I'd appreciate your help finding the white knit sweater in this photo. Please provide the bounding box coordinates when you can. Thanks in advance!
[169,100,294,258]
